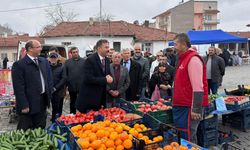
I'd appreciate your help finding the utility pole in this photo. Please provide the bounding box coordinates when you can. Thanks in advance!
[100,0,102,38]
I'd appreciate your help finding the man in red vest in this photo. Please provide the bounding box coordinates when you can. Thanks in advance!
[172,33,208,143]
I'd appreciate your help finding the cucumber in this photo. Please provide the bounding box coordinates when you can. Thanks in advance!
[56,126,61,135]
[54,134,67,143]
[49,129,57,134]
[53,137,58,148]
[61,132,67,137]
[31,142,40,150]
[60,144,66,150]
[43,134,48,145]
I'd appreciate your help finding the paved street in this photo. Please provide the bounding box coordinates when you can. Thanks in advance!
[1,65,250,149]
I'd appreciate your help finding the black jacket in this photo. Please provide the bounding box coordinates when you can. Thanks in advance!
[154,64,175,82]
[50,63,65,98]
[205,55,225,83]
[149,71,172,97]
[12,55,53,114]
[63,57,85,92]
[76,53,111,113]
[121,59,141,101]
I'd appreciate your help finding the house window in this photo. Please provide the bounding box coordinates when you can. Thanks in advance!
[12,53,17,61]
[1,53,7,60]
[113,42,121,52]
[142,43,153,53]
[61,42,72,46]
[204,15,212,20]
[204,26,212,30]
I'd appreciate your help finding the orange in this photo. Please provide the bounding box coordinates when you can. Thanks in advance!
[119,132,128,141]
[100,143,107,149]
[115,126,123,134]
[141,136,149,141]
[79,133,87,138]
[133,124,140,129]
[96,130,106,138]
[107,148,115,150]
[128,134,133,140]
[84,123,92,130]
[123,139,133,149]
[115,139,123,146]
[179,145,188,150]
[153,137,159,142]
[129,129,138,137]
[105,130,110,137]
[157,148,163,150]
[110,122,117,128]
[88,148,94,150]
[110,132,119,140]
[91,140,102,149]
[84,130,92,136]
[104,120,111,127]
[105,139,115,148]
[157,136,163,141]
[89,133,97,142]
[163,145,173,150]
[71,124,82,132]
[170,142,179,149]
[91,125,99,133]
[79,140,90,149]
[116,145,124,150]
[137,133,143,139]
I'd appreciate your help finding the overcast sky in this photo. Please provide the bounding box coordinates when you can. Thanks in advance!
[0,0,249,35]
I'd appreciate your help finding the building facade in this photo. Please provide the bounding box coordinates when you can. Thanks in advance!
[42,20,176,55]
[153,0,220,33]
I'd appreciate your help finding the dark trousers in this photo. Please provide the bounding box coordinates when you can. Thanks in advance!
[69,91,78,114]
[207,79,218,94]
[51,92,64,122]
[17,94,47,130]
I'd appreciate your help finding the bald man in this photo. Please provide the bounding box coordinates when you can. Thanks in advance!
[12,40,53,130]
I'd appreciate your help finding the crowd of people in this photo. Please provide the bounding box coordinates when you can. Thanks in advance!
[11,33,229,143]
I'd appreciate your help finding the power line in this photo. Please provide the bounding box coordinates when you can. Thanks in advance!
[0,0,85,13]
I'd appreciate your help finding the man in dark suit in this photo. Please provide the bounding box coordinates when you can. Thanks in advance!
[121,48,141,101]
[76,39,113,113]
[12,40,53,130]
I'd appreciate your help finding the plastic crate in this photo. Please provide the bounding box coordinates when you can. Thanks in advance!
[198,115,218,131]
[224,85,244,96]
[226,99,250,111]
[122,114,161,130]
[134,124,180,150]
[221,143,241,150]
[222,108,250,131]
[115,98,137,113]
[147,109,173,124]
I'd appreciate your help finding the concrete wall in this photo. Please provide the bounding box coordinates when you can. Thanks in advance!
[152,41,168,55]
[44,36,134,57]
[170,0,194,33]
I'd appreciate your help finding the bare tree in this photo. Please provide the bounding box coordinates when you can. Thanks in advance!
[40,4,78,35]
[45,4,78,26]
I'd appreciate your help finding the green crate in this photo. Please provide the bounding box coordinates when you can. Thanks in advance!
[148,109,173,124]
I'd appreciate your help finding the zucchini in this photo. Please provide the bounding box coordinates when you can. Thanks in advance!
[60,144,66,150]
[56,126,61,135]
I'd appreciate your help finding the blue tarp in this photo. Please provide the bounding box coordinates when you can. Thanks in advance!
[168,29,248,46]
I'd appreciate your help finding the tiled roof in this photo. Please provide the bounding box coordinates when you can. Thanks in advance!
[42,21,176,41]
[0,34,44,47]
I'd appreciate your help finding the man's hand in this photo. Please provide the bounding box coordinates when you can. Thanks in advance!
[106,75,113,84]
[191,112,202,120]
[113,91,119,97]
[21,107,29,114]
[160,84,168,90]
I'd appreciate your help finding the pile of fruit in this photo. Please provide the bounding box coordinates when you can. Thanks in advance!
[156,142,198,150]
[0,128,67,150]
[158,98,171,103]
[72,121,134,150]
[224,96,247,103]
[57,107,134,125]
[137,102,172,113]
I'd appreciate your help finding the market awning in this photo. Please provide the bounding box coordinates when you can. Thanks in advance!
[168,29,248,46]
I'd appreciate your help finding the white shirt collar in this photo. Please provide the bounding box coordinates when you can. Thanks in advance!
[27,54,37,62]
[98,53,104,61]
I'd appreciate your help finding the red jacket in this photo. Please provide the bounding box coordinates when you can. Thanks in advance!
[173,49,208,107]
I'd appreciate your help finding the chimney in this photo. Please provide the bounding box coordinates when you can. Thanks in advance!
[89,17,94,25]
[133,20,139,25]
[144,20,149,28]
